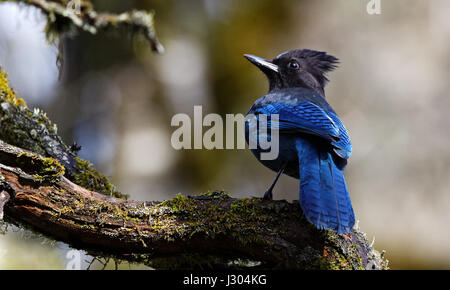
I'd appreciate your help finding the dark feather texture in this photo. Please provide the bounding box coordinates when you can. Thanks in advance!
[290,49,339,86]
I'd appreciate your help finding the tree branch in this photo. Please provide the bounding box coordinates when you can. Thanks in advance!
[2,0,164,53]
[0,140,386,269]
[0,69,128,199]
[0,67,389,269]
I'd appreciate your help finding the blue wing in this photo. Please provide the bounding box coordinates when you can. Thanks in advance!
[254,102,340,142]
[328,112,352,159]
[253,102,352,159]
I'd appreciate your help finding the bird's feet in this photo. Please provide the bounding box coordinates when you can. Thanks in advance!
[263,190,273,200]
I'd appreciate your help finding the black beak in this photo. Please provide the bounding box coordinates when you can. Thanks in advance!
[244,54,279,73]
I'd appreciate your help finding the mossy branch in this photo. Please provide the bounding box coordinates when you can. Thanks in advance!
[0,140,387,269]
[0,68,389,269]
[0,68,127,199]
[2,0,164,53]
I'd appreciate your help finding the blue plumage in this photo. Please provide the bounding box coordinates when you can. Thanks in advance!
[296,138,354,234]
[244,50,355,234]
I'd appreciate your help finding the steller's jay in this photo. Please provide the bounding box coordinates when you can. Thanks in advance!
[244,49,355,234]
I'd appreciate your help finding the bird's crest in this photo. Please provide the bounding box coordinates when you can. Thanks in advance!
[275,49,339,87]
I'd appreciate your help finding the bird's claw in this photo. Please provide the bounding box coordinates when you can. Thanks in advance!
[263,190,273,200]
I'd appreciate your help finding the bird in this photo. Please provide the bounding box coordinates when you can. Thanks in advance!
[244,49,355,234]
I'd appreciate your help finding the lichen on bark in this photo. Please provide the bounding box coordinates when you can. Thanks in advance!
[0,68,127,199]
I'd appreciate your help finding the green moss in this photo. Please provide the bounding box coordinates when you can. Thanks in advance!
[74,198,84,209]
[59,206,75,216]
[309,230,368,270]
[80,223,97,230]
[157,193,270,247]
[17,151,65,182]
[73,157,128,200]
[42,156,66,177]
[194,190,232,200]
[0,69,125,199]
[0,70,27,107]
[0,70,59,153]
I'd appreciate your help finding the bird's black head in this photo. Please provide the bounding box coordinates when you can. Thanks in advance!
[244,49,339,96]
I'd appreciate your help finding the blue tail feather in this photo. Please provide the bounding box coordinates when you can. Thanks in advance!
[296,138,355,234]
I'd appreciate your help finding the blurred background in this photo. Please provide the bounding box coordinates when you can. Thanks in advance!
[0,0,449,269]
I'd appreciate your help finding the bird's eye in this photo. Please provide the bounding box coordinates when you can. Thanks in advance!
[288,61,300,70]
